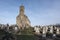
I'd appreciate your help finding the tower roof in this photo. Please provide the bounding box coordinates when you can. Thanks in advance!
[20,5,24,9]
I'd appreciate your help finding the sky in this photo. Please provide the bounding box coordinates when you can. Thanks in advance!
[0,0,60,26]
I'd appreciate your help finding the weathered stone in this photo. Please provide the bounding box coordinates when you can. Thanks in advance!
[16,5,31,29]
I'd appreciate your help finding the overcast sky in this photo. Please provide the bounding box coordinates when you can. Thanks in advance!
[0,0,60,26]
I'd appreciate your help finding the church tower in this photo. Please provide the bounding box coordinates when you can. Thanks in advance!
[16,5,31,29]
[19,5,24,15]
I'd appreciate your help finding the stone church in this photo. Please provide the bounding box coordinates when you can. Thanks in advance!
[16,5,31,29]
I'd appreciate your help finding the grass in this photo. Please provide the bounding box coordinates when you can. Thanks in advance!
[17,35,37,40]
[0,27,37,40]
[16,27,37,40]
[20,27,34,35]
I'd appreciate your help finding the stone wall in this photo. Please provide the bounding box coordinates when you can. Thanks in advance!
[16,5,31,29]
